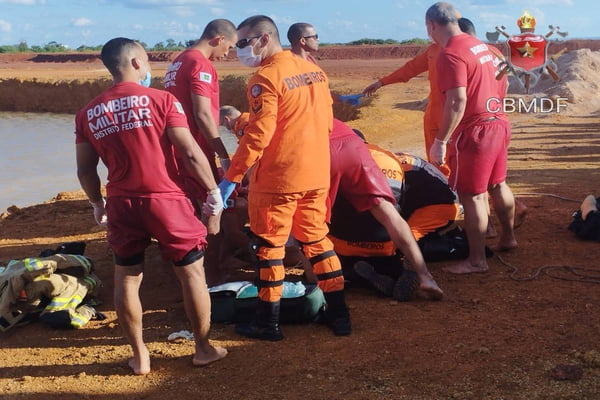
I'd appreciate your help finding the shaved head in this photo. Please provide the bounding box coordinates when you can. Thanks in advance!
[237,15,281,44]
[287,22,313,45]
[425,2,459,25]
[220,105,241,125]
[101,37,143,77]
[200,18,237,41]
[458,17,476,36]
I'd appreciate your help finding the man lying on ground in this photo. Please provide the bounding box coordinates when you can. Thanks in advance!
[327,119,444,300]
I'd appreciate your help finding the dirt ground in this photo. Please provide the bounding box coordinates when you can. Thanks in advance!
[1,49,600,399]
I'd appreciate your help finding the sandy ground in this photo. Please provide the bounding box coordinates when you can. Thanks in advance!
[1,53,600,399]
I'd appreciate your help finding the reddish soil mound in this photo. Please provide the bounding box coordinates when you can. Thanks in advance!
[0,78,112,113]
[27,53,100,63]
[1,40,597,65]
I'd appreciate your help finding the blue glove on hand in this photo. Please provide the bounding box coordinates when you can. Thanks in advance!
[338,93,364,106]
[218,178,236,209]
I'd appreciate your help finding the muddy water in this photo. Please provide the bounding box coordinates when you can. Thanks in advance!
[0,112,240,212]
[0,112,94,211]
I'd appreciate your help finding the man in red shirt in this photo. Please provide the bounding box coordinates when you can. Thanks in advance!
[328,119,443,300]
[426,2,517,274]
[164,19,237,206]
[76,38,227,374]
[362,17,484,179]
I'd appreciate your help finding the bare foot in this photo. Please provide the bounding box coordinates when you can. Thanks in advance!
[491,240,518,252]
[443,259,488,274]
[514,201,528,229]
[127,348,150,375]
[193,345,228,367]
[417,277,444,300]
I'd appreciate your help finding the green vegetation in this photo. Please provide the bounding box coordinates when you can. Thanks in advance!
[148,38,191,51]
[0,37,430,53]
[347,37,430,45]
[348,38,401,45]
[399,37,431,45]
[0,39,186,53]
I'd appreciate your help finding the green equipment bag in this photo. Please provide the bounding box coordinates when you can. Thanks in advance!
[209,281,326,324]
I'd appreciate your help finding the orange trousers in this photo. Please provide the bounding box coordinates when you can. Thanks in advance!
[248,188,345,302]
[407,203,460,241]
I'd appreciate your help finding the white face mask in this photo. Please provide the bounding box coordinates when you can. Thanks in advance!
[237,44,262,68]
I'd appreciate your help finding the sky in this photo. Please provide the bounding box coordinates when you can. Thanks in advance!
[0,0,594,49]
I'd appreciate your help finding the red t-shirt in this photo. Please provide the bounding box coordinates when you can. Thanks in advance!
[437,33,507,131]
[164,49,220,149]
[75,82,189,198]
[327,119,395,221]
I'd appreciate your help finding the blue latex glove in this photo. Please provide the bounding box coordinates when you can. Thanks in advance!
[218,178,236,209]
[338,93,364,106]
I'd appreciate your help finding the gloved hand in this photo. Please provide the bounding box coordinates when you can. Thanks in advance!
[218,178,237,209]
[219,157,231,174]
[90,199,107,228]
[429,138,447,166]
[338,93,364,106]
[203,187,224,216]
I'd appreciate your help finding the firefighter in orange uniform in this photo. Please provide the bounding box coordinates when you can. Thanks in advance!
[362,17,480,177]
[219,15,350,341]
[362,43,448,176]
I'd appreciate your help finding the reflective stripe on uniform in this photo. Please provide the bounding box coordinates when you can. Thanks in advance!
[44,294,83,312]
[71,255,93,274]
[23,258,44,272]
[70,310,91,329]
[309,250,336,266]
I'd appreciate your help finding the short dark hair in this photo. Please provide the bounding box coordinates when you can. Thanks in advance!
[425,2,459,25]
[100,37,139,76]
[458,17,476,36]
[237,15,281,44]
[200,18,237,41]
[287,22,313,45]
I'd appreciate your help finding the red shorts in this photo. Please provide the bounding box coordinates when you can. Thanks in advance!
[106,196,207,262]
[328,133,394,220]
[448,118,511,194]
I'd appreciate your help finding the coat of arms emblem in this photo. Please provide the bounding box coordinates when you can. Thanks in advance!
[486,11,568,93]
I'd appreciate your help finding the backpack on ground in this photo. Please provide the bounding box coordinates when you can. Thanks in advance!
[209,281,326,324]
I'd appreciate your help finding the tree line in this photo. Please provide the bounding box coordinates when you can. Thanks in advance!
[0,37,430,54]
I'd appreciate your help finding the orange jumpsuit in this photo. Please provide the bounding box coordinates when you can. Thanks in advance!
[225,50,342,303]
[379,43,450,177]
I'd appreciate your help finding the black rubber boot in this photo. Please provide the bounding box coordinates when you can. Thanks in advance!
[235,300,284,341]
[392,269,419,302]
[323,290,351,336]
[353,261,395,296]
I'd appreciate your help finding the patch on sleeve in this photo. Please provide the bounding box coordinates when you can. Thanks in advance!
[250,84,262,98]
[174,101,185,114]
[251,97,263,114]
[199,72,212,83]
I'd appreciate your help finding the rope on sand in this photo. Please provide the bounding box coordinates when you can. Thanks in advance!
[515,192,581,203]
[495,254,600,284]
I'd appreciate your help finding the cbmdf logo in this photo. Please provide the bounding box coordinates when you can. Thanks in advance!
[486,10,568,93]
